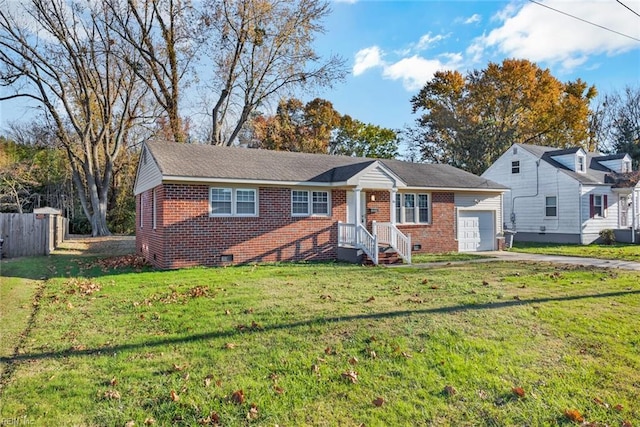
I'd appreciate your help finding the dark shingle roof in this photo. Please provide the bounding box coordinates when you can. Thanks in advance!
[518,144,616,185]
[145,141,506,190]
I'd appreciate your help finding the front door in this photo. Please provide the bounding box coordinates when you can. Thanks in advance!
[620,195,629,227]
[347,191,367,226]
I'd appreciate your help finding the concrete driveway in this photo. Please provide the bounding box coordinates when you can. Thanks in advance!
[401,250,640,271]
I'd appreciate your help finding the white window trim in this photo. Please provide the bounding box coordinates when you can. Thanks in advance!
[291,189,331,217]
[209,187,258,217]
[544,195,557,218]
[396,193,431,224]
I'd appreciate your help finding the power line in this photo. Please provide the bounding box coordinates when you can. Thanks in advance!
[616,0,640,19]
[527,0,640,42]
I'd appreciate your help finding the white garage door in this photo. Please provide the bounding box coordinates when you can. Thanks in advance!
[458,211,495,252]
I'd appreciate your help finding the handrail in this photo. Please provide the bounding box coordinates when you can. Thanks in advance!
[337,222,378,265]
[357,224,378,265]
[372,222,411,264]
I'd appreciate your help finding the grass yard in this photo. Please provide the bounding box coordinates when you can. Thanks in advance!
[1,252,639,426]
[410,252,491,264]
[511,242,640,262]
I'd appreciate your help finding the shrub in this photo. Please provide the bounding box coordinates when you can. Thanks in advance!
[599,229,616,245]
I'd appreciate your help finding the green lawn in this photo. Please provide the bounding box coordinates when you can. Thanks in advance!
[1,254,639,426]
[410,252,491,264]
[511,242,640,262]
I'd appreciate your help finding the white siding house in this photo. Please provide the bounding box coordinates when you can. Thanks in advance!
[482,144,640,244]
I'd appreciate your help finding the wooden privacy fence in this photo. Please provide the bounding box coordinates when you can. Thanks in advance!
[0,213,68,258]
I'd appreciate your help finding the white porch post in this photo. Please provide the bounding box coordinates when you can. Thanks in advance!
[354,188,361,246]
[390,188,397,224]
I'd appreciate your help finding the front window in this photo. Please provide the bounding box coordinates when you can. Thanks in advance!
[545,196,557,217]
[236,189,256,215]
[211,188,232,215]
[396,193,430,224]
[292,190,330,216]
[312,191,329,215]
[210,187,257,217]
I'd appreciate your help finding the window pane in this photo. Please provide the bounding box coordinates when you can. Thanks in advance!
[395,193,402,223]
[418,194,429,222]
[312,191,329,215]
[404,194,415,222]
[594,195,603,216]
[512,161,520,174]
[236,190,256,215]
[211,188,232,215]
[292,191,309,215]
[545,196,557,217]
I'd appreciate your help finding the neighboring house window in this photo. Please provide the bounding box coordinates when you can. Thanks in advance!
[292,190,330,216]
[210,188,257,216]
[577,155,585,172]
[590,194,607,218]
[396,193,430,224]
[511,161,520,174]
[623,160,631,172]
[545,196,557,217]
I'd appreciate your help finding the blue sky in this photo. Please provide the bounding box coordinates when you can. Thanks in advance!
[306,0,640,131]
[1,0,639,136]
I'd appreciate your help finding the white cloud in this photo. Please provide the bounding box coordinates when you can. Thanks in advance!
[468,0,640,72]
[415,33,446,51]
[464,14,481,24]
[382,55,459,91]
[353,46,384,76]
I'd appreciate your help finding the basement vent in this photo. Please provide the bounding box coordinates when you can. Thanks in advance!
[412,244,422,251]
[220,254,234,262]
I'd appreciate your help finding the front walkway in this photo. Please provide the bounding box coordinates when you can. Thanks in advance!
[391,250,640,271]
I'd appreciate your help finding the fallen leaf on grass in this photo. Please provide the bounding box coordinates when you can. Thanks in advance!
[563,409,583,422]
[614,404,624,411]
[482,280,489,286]
[311,364,320,373]
[349,356,358,365]
[341,371,358,384]
[224,309,231,315]
[224,343,236,349]
[593,397,609,408]
[204,376,212,387]
[144,418,155,425]
[103,389,121,400]
[244,307,254,314]
[622,421,632,427]
[109,377,118,386]
[125,421,135,427]
[231,389,245,404]
[247,404,259,420]
[172,364,184,371]
[512,387,525,397]
[369,350,377,359]
[324,347,333,355]
[372,397,385,407]
[443,385,457,396]
[320,294,332,300]
[170,390,179,402]
[274,385,284,394]
[366,296,375,302]
[430,285,439,290]
[401,352,412,358]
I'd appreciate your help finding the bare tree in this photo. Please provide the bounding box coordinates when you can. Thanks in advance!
[0,0,147,235]
[104,0,203,143]
[205,0,347,146]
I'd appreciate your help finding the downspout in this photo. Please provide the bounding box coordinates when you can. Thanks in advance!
[579,183,583,244]
[632,189,637,244]
[510,159,540,230]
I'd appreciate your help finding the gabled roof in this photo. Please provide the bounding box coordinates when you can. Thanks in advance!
[142,141,506,191]
[517,144,623,185]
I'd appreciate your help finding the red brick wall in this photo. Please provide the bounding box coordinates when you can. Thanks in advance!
[397,192,457,253]
[136,184,347,269]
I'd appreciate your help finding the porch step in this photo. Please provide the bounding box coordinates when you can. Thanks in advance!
[363,246,403,265]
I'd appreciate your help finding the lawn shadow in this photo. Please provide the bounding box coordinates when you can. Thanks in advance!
[2,288,638,365]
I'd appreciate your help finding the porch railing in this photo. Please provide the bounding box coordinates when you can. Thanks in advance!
[372,221,412,264]
[338,222,378,265]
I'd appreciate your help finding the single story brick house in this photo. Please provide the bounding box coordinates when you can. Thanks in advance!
[134,141,507,269]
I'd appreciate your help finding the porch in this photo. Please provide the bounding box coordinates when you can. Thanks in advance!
[337,221,411,265]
